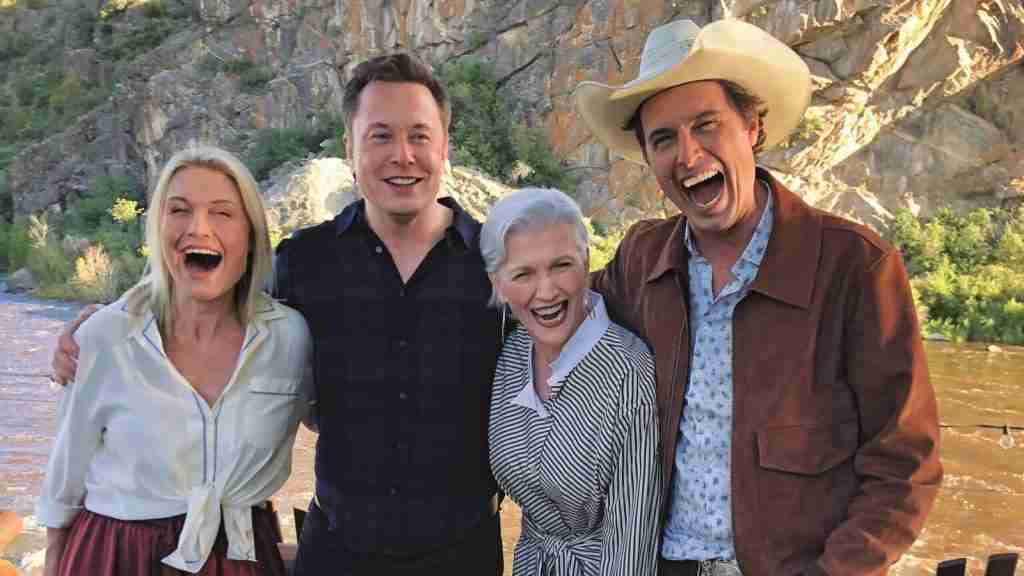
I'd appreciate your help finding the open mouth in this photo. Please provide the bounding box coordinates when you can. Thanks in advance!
[184,248,222,272]
[384,176,424,187]
[531,301,568,326]
[682,169,725,208]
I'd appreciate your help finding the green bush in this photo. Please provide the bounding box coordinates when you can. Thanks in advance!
[223,58,274,93]
[246,115,345,181]
[438,57,577,192]
[6,219,32,271]
[0,31,32,62]
[586,219,623,272]
[99,16,179,61]
[66,175,140,233]
[885,205,1024,344]
[27,241,73,285]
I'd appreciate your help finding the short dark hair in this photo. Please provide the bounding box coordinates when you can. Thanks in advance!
[341,53,451,132]
[623,80,768,156]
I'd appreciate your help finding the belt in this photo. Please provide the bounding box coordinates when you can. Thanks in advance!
[660,558,743,576]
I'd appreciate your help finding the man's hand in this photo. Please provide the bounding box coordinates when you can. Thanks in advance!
[51,305,101,387]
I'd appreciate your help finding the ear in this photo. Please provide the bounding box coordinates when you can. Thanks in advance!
[745,113,761,148]
[345,134,354,162]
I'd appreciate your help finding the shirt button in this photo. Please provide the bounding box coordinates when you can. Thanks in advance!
[375,246,383,254]
[397,340,408,349]
[398,392,408,401]
[389,487,399,496]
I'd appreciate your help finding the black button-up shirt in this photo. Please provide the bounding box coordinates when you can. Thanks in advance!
[273,197,502,556]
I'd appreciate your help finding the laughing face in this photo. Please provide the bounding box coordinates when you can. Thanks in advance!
[640,81,761,243]
[492,223,589,363]
[162,165,252,308]
[346,81,449,223]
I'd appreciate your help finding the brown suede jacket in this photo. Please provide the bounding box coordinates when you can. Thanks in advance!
[591,169,942,576]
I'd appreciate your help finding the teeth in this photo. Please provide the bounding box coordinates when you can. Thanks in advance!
[534,303,563,315]
[185,248,221,256]
[386,177,419,185]
[683,170,720,188]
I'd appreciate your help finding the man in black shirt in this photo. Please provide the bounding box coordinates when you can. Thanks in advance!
[277,55,504,575]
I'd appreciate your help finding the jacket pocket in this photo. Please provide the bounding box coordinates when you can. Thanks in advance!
[754,420,860,560]
[756,420,858,475]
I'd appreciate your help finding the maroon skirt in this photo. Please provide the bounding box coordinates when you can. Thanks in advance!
[57,506,287,576]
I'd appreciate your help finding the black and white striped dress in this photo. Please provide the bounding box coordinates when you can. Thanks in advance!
[489,293,661,576]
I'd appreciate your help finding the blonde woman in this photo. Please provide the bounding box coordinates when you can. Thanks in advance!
[37,146,311,576]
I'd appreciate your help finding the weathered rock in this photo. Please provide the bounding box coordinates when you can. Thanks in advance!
[264,157,511,236]
[264,158,357,237]
[3,0,1023,233]
[6,269,38,294]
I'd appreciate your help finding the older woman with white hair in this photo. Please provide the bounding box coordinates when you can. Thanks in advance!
[36,146,311,576]
[482,187,661,575]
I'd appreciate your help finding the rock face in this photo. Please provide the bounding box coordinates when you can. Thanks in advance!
[4,0,1023,229]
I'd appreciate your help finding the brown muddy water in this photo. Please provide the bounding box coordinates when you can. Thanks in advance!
[0,292,1021,574]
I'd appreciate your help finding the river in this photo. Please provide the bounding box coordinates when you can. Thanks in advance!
[0,292,1021,574]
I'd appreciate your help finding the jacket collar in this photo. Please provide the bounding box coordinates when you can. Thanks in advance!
[644,167,820,309]
[334,196,479,247]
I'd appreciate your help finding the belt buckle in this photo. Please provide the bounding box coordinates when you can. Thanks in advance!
[701,559,742,576]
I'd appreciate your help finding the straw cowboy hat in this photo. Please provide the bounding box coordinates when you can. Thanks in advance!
[574,18,811,164]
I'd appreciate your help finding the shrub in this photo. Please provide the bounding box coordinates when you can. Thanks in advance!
[67,175,139,233]
[99,16,179,61]
[437,57,576,192]
[587,219,623,272]
[27,241,73,286]
[0,31,32,62]
[246,115,345,181]
[6,219,31,270]
[886,205,1024,344]
[223,58,274,93]
[72,244,119,302]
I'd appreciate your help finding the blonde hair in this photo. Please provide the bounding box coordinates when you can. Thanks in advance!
[128,145,272,331]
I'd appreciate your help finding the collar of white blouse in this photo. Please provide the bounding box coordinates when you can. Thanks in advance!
[509,290,610,418]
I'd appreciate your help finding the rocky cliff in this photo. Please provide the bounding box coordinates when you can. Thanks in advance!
[3,0,1022,232]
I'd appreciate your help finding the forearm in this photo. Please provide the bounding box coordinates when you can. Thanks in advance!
[44,527,70,576]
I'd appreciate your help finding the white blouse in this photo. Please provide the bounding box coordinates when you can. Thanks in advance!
[37,287,312,573]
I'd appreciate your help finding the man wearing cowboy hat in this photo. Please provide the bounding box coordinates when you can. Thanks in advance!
[578,18,941,576]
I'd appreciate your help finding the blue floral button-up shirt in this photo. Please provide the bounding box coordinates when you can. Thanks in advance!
[661,187,774,561]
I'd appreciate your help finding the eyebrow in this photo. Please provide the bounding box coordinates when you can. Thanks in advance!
[646,110,721,140]
[167,196,238,206]
[365,122,434,132]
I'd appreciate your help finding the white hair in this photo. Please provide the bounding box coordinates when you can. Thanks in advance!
[480,187,589,306]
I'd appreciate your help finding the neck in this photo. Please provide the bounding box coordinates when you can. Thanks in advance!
[533,340,564,370]
[168,292,240,343]
[692,178,769,268]
[364,198,452,248]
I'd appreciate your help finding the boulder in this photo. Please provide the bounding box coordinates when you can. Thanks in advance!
[5,269,38,294]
